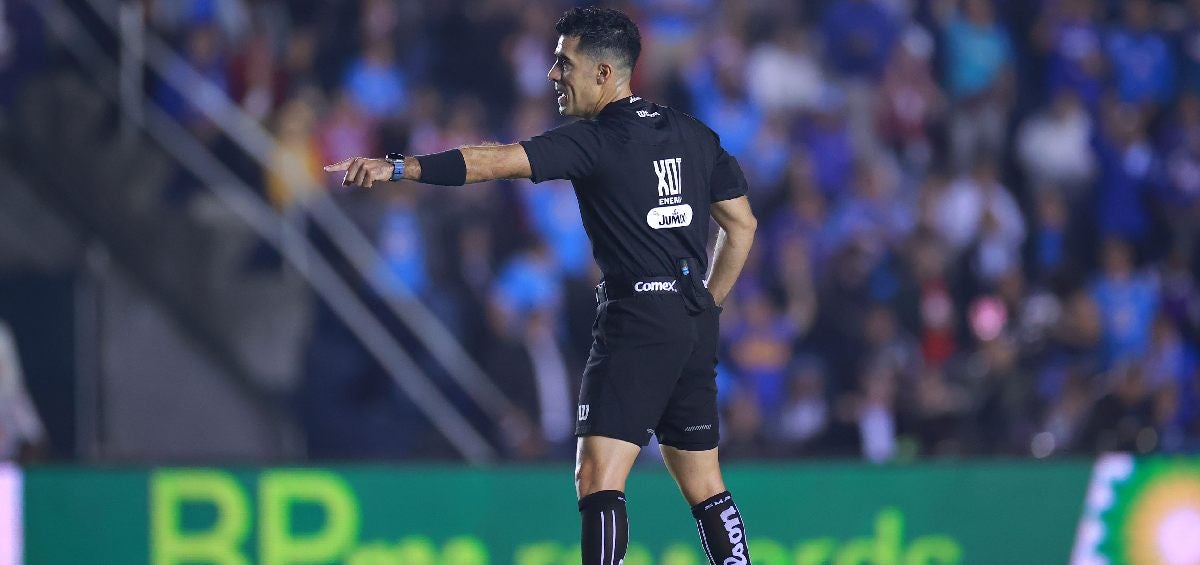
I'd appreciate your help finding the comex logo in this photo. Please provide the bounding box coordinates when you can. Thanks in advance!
[634,280,677,292]
[578,405,590,421]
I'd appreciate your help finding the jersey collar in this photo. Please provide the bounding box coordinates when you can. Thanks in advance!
[598,95,647,118]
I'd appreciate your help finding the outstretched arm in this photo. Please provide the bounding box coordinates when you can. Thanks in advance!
[323,144,533,188]
[706,195,757,306]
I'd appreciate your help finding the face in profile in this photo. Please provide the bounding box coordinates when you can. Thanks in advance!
[548,35,596,118]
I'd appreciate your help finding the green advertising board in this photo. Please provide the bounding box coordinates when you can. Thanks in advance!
[1071,454,1200,564]
[23,462,1093,565]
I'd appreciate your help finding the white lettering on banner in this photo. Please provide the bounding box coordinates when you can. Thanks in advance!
[634,281,677,292]
[653,157,683,197]
[720,506,748,565]
[646,204,693,229]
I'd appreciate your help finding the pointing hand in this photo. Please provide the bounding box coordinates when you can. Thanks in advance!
[323,157,394,188]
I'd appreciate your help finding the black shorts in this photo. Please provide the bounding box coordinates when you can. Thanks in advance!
[575,291,721,450]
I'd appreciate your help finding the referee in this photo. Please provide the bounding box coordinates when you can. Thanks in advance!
[325,7,757,565]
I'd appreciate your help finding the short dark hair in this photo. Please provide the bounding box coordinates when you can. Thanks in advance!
[555,7,642,73]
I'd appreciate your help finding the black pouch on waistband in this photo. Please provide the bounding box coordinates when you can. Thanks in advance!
[677,257,715,315]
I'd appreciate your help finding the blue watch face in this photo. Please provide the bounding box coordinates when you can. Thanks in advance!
[391,158,405,181]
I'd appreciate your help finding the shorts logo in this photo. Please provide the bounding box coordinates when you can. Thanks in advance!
[646,204,693,229]
[634,280,677,292]
[578,404,590,421]
[684,424,712,432]
[720,506,748,565]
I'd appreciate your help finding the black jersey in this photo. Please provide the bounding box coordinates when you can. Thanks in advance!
[520,95,748,281]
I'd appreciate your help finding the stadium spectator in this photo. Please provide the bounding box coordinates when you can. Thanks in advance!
[1030,188,1073,282]
[943,0,1014,169]
[727,289,801,420]
[1106,0,1175,110]
[1017,89,1097,195]
[875,25,945,170]
[776,357,831,455]
[1036,0,1105,111]
[821,0,897,80]
[930,156,1025,261]
[375,189,430,299]
[856,360,899,463]
[1093,100,1160,245]
[1091,238,1160,370]
[799,89,856,199]
[342,42,408,122]
[1160,93,1200,250]
[745,26,823,115]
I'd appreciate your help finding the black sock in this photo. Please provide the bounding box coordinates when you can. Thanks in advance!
[691,491,752,565]
[579,490,628,565]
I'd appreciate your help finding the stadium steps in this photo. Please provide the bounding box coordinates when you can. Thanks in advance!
[5,72,307,461]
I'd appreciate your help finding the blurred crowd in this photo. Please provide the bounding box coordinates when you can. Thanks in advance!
[9,0,1200,461]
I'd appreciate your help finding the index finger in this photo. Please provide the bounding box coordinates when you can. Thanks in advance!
[323,158,353,172]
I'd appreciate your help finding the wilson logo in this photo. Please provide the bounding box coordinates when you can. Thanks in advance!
[653,157,683,197]
[720,506,748,565]
[646,204,693,229]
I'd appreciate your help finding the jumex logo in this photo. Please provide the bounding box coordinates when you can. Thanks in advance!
[648,157,690,229]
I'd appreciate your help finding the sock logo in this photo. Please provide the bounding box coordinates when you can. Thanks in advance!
[719,506,747,565]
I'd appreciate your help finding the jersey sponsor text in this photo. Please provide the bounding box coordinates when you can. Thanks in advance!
[653,157,683,197]
[720,506,748,565]
[646,204,693,229]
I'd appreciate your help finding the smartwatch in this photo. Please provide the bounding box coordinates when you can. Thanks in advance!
[384,152,406,182]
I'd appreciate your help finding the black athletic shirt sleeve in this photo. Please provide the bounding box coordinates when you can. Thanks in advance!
[520,121,602,183]
[710,148,749,203]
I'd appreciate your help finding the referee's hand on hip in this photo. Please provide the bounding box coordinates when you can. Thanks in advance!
[324,157,393,188]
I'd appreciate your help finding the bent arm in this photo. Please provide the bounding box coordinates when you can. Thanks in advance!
[706,195,757,306]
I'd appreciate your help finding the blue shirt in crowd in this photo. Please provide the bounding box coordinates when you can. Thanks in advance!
[1091,273,1160,369]
[344,59,408,120]
[944,17,1013,99]
[520,181,592,278]
[822,0,897,78]
[377,202,427,298]
[1107,28,1175,105]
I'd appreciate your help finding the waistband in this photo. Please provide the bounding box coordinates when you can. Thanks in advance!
[595,276,679,304]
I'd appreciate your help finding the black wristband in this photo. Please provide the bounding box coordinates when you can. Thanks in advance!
[416,149,467,186]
